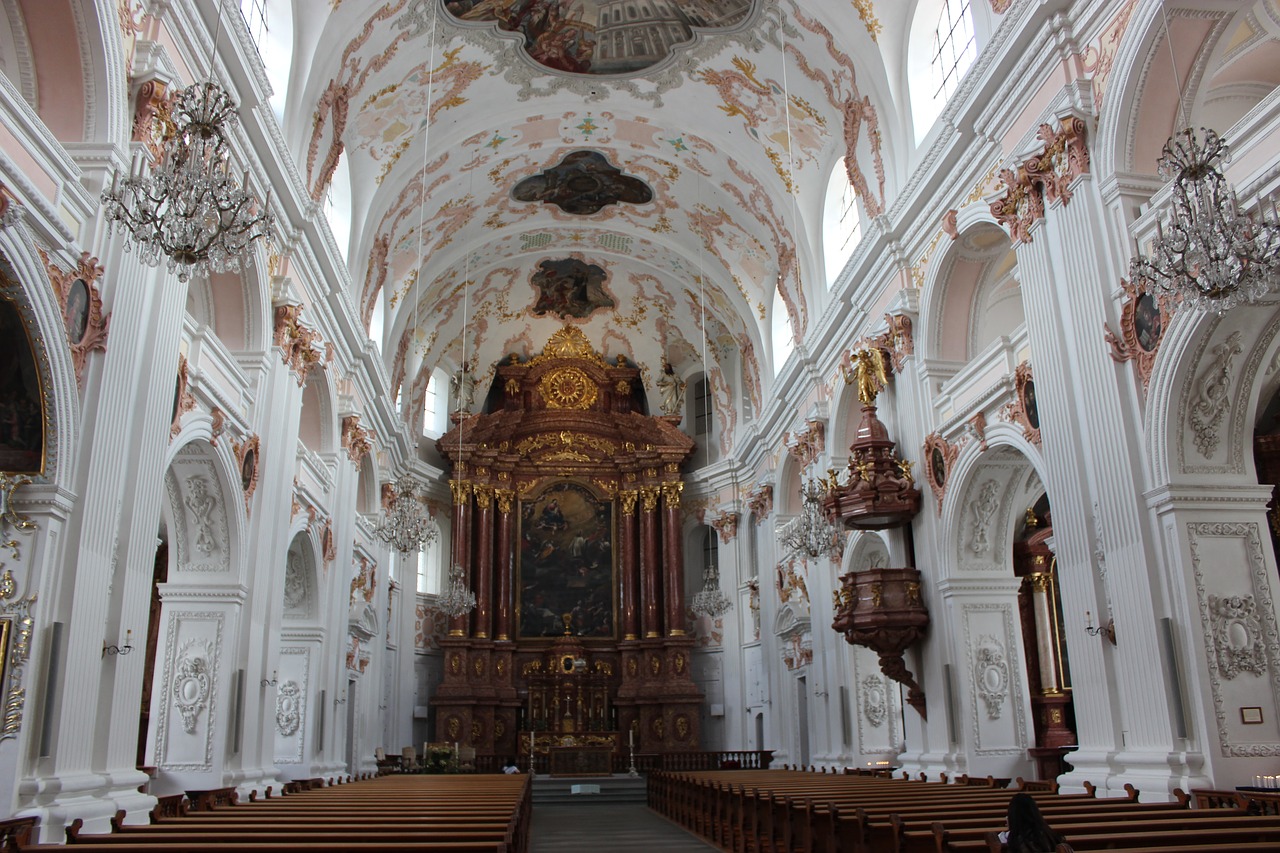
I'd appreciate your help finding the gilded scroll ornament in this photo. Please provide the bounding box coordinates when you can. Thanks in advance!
[540,367,598,409]
[449,480,473,505]
[0,571,35,740]
[495,489,515,515]
[515,431,616,458]
[640,488,660,513]
[530,325,606,367]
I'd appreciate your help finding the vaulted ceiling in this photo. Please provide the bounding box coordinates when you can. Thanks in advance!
[282,0,906,444]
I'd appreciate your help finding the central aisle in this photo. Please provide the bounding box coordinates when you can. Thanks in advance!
[528,775,717,851]
[530,803,719,852]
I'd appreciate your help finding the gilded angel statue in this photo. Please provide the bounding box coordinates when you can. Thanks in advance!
[844,346,889,404]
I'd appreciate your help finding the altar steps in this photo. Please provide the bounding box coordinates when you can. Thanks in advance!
[531,774,648,806]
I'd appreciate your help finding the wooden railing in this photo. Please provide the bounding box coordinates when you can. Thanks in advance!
[462,750,774,775]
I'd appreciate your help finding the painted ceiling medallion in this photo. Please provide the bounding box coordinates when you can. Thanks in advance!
[445,0,754,76]
[531,257,613,319]
[513,151,652,215]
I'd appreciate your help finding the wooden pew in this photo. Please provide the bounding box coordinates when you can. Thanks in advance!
[24,774,531,853]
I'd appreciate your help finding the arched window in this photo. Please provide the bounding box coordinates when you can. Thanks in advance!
[239,0,294,121]
[702,526,719,580]
[240,0,268,48]
[687,375,717,467]
[423,368,447,436]
[324,152,352,263]
[417,533,443,595]
[771,285,795,373]
[822,158,862,286]
[931,0,976,103]
[907,0,979,144]
[693,376,712,438]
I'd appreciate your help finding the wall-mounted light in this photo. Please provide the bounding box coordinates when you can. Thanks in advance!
[102,630,133,658]
[260,670,278,687]
[1085,611,1116,645]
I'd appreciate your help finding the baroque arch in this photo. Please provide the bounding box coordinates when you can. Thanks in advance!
[0,235,79,484]
[161,438,247,580]
[920,221,1022,365]
[1142,297,1280,778]
[283,531,319,622]
[940,436,1047,578]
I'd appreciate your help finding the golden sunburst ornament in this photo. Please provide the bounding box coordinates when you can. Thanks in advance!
[540,367,597,409]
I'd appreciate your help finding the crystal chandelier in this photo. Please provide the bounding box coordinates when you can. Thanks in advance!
[780,475,842,560]
[374,474,439,554]
[436,561,477,618]
[1130,127,1280,314]
[102,79,273,282]
[690,561,733,618]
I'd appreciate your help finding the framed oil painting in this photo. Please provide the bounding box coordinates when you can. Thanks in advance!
[0,293,44,474]
[64,278,89,345]
[518,481,615,639]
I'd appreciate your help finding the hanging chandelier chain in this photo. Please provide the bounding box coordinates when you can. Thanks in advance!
[1129,7,1280,314]
[101,2,271,281]
[375,473,439,554]
[780,471,841,561]
[1130,126,1280,314]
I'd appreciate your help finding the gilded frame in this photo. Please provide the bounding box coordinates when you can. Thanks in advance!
[0,618,12,697]
[0,281,46,475]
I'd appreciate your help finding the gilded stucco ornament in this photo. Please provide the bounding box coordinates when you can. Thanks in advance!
[540,366,598,409]
[0,568,35,740]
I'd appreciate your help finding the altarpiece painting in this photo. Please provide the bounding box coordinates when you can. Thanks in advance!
[519,481,614,638]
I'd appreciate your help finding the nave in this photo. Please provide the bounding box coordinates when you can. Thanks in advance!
[1,766,1279,851]
[5,0,1280,843]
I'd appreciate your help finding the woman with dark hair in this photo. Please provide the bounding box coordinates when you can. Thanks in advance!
[998,793,1066,852]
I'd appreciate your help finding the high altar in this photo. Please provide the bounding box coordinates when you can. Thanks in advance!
[432,327,704,761]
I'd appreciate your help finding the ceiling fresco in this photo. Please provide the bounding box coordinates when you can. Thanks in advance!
[512,150,654,214]
[530,257,614,318]
[293,0,898,455]
[444,0,756,76]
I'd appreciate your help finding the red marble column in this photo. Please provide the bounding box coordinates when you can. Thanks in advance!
[449,479,472,637]
[472,485,494,639]
[662,481,686,637]
[619,490,639,640]
[640,486,661,638]
[494,488,515,641]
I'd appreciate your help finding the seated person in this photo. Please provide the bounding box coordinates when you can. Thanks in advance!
[501,758,521,774]
[998,793,1065,852]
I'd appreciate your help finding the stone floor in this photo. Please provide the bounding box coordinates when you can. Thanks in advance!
[530,803,719,852]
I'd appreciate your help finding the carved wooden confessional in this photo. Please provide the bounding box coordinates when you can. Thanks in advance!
[432,327,703,760]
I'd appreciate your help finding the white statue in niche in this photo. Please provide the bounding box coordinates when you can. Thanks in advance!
[656,359,685,416]
[450,360,477,413]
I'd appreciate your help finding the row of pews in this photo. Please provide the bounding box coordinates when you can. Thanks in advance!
[648,767,1280,853]
[5,773,531,852]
